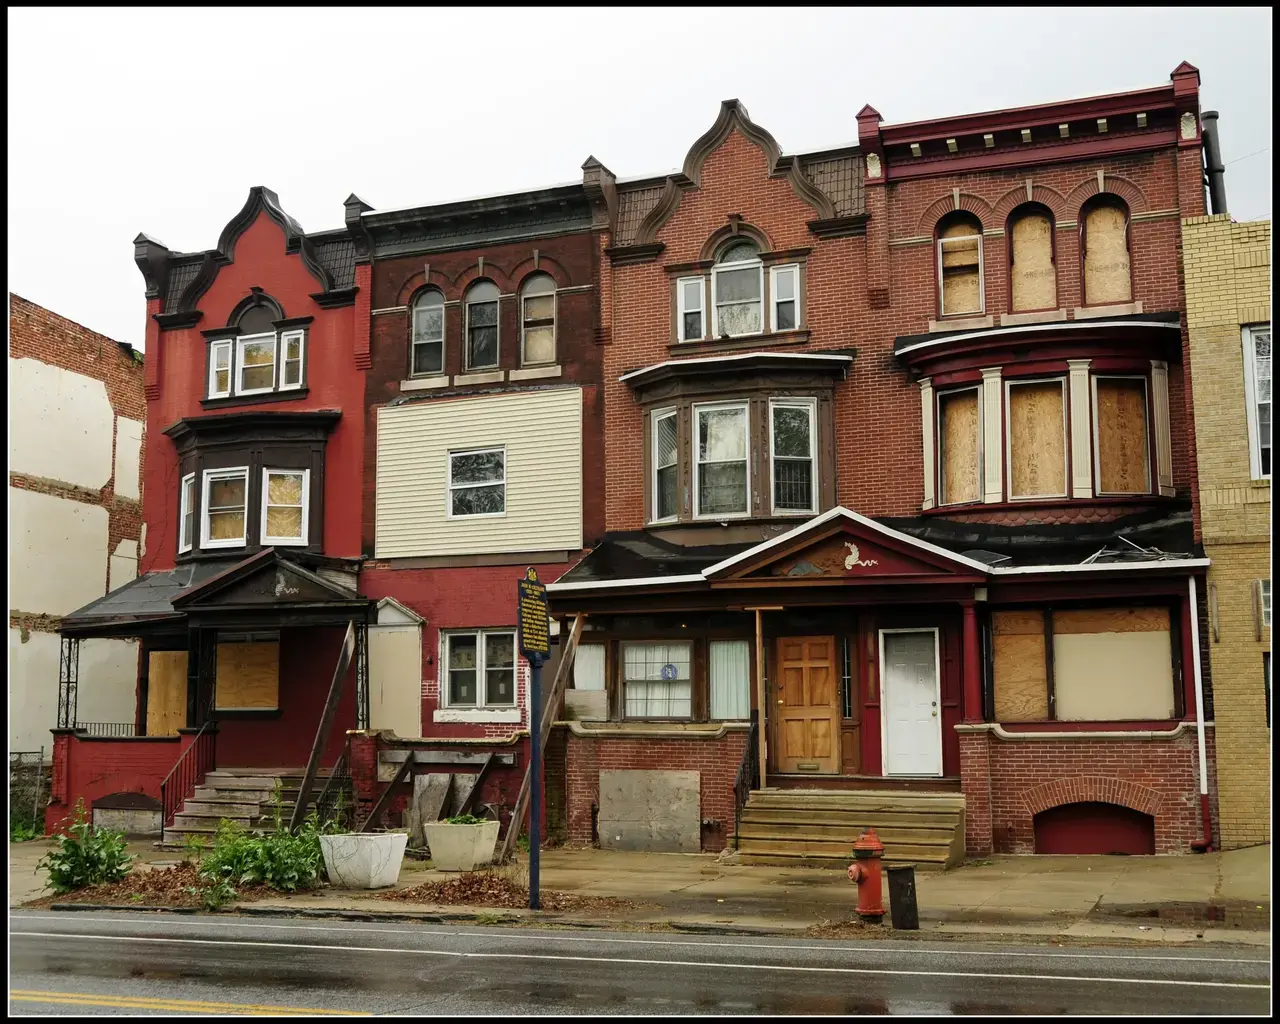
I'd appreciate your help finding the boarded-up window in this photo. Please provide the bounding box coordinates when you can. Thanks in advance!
[992,611,1048,721]
[1094,377,1150,494]
[147,650,188,736]
[1007,381,1067,498]
[1053,607,1174,720]
[1082,199,1132,305]
[938,388,980,504]
[216,636,280,710]
[937,215,984,316]
[1009,207,1056,311]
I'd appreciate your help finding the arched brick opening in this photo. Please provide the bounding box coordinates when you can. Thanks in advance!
[1034,802,1156,855]
[1022,775,1163,819]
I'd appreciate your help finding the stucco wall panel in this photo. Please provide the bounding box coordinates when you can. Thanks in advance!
[9,488,109,614]
[8,357,114,489]
[114,416,144,500]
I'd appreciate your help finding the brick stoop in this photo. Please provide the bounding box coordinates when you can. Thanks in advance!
[736,789,966,869]
[159,768,348,847]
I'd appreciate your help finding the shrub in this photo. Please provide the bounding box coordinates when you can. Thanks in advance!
[11,821,41,843]
[199,811,343,893]
[36,800,133,894]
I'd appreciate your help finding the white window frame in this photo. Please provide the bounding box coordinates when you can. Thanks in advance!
[279,330,305,391]
[259,468,310,547]
[465,290,500,370]
[936,385,984,507]
[1090,374,1152,497]
[441,628,517,709]
[711,258,765,339]
[447,446,507,519]
[769,264,800,333]
[1261,579,1272,628]
[208,339,233,399]
[676,276,706,342]
[234,332,278,396]
[769,397,818,516]
[200,466,249,549]
[693,401,751,520]
[937,229,986,317]
[1004,377,1069,500]
[411,292,446,377]
[178,472,195,554]
[1243,324,1271,480]
[621,640,693,720]
[520,282,557,366]
[651,407,679,524]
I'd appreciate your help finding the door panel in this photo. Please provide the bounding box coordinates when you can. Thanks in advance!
[368,626,423,737]
[147,650,188,737]
[881,630,942,776]
[775,635,839,774]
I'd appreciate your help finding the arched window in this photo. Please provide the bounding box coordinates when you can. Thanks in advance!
[936,212,984,317]
[711,239,763,338]
[465,280,500,370]
[1081,195,1132,305]
[1008,204,1056,312]
[237,304,276,336]
[520,274,556,366]
[412,289,445,376]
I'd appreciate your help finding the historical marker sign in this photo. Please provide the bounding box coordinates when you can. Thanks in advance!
[517,566,550,661]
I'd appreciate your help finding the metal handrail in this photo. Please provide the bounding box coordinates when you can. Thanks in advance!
[76,722,140,738]
[732,717,760,849]
[160,720,216,828]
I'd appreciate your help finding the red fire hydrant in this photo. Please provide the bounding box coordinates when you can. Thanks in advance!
[847,827,885,923]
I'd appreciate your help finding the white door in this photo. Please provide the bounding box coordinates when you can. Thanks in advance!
[880,629,942,776]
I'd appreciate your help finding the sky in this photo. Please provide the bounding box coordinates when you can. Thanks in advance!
[7,7,1273,351]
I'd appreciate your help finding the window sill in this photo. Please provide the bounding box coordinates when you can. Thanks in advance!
[433,707,521,724]
[1073,301,1144,320]
[456,369,505,385]
[509,364,561,381]
[999,309,1068,327]
[669,330,810,356]
[929,315,993,333]
[202,388,308,410]
[400,375,450,392]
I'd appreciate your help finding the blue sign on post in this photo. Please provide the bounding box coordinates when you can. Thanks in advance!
[517,567,549,910]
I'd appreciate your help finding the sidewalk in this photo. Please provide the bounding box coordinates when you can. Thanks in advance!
[9,839,1270,947]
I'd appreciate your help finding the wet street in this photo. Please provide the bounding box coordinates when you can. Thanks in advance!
[8,910,1271,1015]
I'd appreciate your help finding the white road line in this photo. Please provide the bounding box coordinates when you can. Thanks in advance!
[10,912,1270,965]
[8,932,1268,989]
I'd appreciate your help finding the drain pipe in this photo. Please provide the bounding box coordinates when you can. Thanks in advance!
[1201,111,1228,215]
[1187,576,1213,852]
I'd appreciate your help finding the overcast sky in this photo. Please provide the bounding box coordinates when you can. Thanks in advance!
[7,7,1273,351]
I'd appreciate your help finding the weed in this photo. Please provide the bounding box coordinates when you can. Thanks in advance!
[474,911,502,925]
[445,814,487,825]
[10,821,41,843]
[198,809,343,893]
[36,800,133,894]
[181,832,208,868]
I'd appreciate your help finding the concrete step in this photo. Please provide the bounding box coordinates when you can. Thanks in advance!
[737,831,951,858]
[173,811,259,828]
[742,807,961,828]
[202,774,279,791]
[737,850,949,870]
[194,785,274,802]
[737,823,957,844]
[180,799,262,817]
[748,790,965,811]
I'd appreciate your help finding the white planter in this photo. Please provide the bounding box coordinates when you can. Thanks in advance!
[423,820,500,871]
[320,832,408,889]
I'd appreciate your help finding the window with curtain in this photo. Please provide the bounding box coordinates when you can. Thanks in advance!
[520,274,556,365]
[1007,380,1067,499]
[412,289,445,375]
[695,404,749,516]
[652,409,679,521]
[770,400,815,513]
[465,280,500,369]
[623,641,692,718]
[572,644,606,690]
[938,387,981,505]
[1008,204,1056,312]
[1093,377,1150,495]
[937,213,984,316]
[709,639,751,720]
[711,240,763,337]
[1081,195,1132,305]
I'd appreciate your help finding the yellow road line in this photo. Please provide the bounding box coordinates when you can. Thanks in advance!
[8,989,366,1015]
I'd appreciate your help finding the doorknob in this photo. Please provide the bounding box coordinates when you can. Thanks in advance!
[777,699,785,704]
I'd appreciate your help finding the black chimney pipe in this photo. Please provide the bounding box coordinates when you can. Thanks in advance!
[1202,111,1228,215]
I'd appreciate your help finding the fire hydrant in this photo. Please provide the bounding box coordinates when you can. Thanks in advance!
[847,827,885,923]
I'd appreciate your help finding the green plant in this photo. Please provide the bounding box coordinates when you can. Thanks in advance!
[36,800,133,894]
[446,814,486,825]
[181,832,208,867]
[10,821,41,843]
[186,878,238,911]
[199,811,344,893]
[516,833,530,853]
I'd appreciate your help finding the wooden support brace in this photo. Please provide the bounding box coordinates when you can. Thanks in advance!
[456,753,495,817]
[358,753,413,833]
[291,621,356,832]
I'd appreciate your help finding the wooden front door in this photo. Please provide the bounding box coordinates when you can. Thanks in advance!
[775,635,839,774]
[146,650,188,737]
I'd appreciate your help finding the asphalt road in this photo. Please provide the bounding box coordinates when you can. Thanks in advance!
[8,910,1272,1016]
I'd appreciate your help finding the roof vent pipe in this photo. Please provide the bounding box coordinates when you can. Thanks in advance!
[1201,111,1228,215]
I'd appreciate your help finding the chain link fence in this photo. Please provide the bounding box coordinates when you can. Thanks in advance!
[9,750,47,839]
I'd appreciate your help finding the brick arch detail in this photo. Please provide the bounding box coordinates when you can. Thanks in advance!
[396,270,454,308]
[916,192,993,235]
[1022,775,1163,819]
[1065,174,1149,218]
[453,261,514,295]
[508,254,573,292]
[698,222,775,261]
[992,184,1068,224]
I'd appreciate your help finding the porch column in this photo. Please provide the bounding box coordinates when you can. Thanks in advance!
[961,601,983,723]
[755,609,767,789]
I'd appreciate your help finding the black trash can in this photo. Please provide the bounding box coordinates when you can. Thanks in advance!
[885,864,919,930]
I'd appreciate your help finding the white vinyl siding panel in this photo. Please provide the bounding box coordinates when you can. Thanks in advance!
[376,387,583,557]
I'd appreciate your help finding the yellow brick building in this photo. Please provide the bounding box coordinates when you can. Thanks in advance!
[1182,214,1271,849]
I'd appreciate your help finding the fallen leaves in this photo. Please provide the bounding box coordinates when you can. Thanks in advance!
[377,870,637,913]
[22,863,269,909]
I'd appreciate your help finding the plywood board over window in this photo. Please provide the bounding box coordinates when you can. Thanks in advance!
[1008,381,1066,498]
[992,610,1048,721]
[216,640,280,710]
[939,222,982,316]
[1010,210,1056,311]
[939,389,980,504]
[1095,378,1150,494]
[1053,607,1173,720]
[1083,203,1131,305]
[146,650,188,736]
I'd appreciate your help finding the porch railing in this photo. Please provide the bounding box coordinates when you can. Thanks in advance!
[314,739,353,830]
[76,722,140,738]
[732,716,760,849]
[160,721,216,828]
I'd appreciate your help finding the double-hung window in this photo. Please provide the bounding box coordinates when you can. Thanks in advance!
[711,241,763,338]
[412,290,445,376]
[652,409,679,521]
[770,264,800,332]
[520,274,556,365]
[209,341,233,399]
[1243,324,1271,478]
[770,399,816,514]
[201,468,249,548]
[623,641,692,719]
[260,469,309,546]
[445,630,516,708]
[694,403,749,517]
[279,331,304,389]
[465,281,500,369]
[178,473,195,553]
[1261,579,1272,628]
[677,277,706,342]
[449,447,506,517]
[236,333,277,395]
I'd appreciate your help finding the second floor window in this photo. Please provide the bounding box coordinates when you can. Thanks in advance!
[1092,376,1151,495]
[1081,194,1132,306]
[1008,204,1057,312]
[412,289,445,376]
[202,468,249,548]
[770,399,816,514]
[1007,379,1068,500]
[465,281,500,369]
[261,469,309,546]
[208,330,305,400]
[178,473,195,553]
[520,274,556,365]
[1244,324,1271,478]
[695,403,749,517]
[712,240,764,338]
[677,277,706,342]
[938,387,981,506]
[653,409,679,521]
[449,447,505,517]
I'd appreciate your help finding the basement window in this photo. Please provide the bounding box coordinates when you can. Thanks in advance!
[444,630,516,707]
[1006,379,1067,500]
[936,213,984,317]
[623,641,692,719]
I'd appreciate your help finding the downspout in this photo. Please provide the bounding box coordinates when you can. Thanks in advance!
[1187,576,1213,852]
[1201,111,1228,216]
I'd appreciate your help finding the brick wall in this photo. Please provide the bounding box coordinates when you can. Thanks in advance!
[44,730,182,834]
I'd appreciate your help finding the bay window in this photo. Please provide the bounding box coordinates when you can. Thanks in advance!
[445,630,516,708]
[770,399,816,514]
[201,468,249,548]
[1006,379,1067,500]
[652,409,679,521]
[695,403,749,517]
[623,641,692,718]
[1092,376,1151,495]
[178,473,195,553]
[937,387,981,505]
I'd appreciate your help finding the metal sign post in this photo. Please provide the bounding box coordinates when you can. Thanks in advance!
[517,567,550,911]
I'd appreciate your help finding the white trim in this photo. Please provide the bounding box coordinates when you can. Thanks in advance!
[895,318,1181,357]
[1005,377,1069,500]
[440,628,518,711]
[447,446,507,519]
[279,329,305,391]
[509,364,561,382]
[433,707,521,724]
[879,627,944,777]
[519,277,557,367]
[710,256,764,339]
[955,721,1194,741]
[936,230,985,317]
[371,305,410,316]
[200,466,249,549]
[693,401,750,519]
[769,264,800,333]
[1067,359,1094,498]
[980,367,1003,503]
[178,473,195,554]
[989,557,1210,575]
[619,350,853,385]
[650,407,679,524]
[208,339,232,399]
[260,467,310,546]
[1242,324,1271,480]
[234,332,278,396]
[935,384,983,507]
[1188,578,1209,802]
[546,573,707,593]
[411,291,446,377]
[375,596,424,625]
[768,397,817,515]
[1090,374,1152,496]
[676,276,706,342]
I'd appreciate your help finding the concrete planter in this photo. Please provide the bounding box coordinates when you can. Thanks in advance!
[319,832,408,889]
[423,820,500,871]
